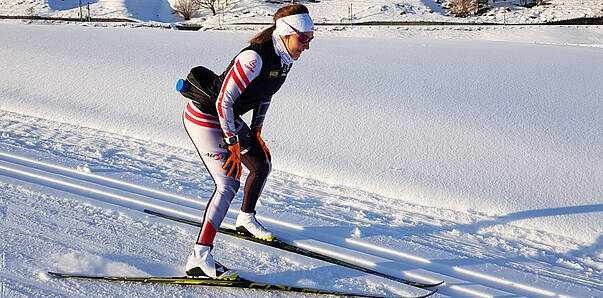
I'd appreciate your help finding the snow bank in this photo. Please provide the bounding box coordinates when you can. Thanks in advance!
[1,24,601,244]
[1,0,602,25]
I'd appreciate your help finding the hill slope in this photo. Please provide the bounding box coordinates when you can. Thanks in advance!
[0,21,601,297]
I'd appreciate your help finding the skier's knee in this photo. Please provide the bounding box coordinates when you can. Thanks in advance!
[253,161,271,179]
[215,180,240,199]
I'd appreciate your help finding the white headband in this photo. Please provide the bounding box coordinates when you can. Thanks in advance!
[275,13,314,36]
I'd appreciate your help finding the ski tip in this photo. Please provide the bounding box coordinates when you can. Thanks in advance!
[401,279,444,288]
[425,280,445,288]
[426,288,439,297]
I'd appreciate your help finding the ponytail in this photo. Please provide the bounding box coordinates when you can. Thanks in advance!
[249,25,276,44]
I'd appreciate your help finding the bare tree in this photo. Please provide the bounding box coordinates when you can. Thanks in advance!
[449,0,478,16]
[26,6,35,17]
[194,0,219,16]
[26,6,35,23]
[174,0,200,20]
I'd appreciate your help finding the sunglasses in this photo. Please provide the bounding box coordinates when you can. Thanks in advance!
[281,20,314,44]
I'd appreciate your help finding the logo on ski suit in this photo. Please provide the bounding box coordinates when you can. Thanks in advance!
[245,60,257,72]
[205,152,226,161]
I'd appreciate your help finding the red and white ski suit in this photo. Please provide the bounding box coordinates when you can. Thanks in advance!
[183,40,291,246]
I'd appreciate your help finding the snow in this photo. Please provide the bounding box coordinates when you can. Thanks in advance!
[0,2,602,297]
[2,23,601,242]
[1,0,602,24]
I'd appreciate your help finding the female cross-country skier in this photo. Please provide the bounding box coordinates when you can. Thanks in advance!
[179,4,314,279]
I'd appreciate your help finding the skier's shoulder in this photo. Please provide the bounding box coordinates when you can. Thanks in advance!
[234,49,263,74]
[234,41,277,74]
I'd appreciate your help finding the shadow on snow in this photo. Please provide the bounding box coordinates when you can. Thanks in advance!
[124,0,171,22]
[47,0,99,11]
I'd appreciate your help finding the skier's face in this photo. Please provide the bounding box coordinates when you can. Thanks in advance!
[283,31,313,60]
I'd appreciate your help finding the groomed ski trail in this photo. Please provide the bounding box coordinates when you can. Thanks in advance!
[1,111,599,297]
[0,151,442,296]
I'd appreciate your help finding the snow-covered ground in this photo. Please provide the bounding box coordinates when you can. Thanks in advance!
[0,10,602,298]
[0,0,602,25]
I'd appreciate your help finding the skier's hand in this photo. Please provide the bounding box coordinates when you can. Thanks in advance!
[256,131,271,163]
[222,142,242,179]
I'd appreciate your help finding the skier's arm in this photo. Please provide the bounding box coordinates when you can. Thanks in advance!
[216,50,263,140]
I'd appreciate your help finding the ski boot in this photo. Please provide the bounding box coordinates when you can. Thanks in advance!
[185,244,238,280]
[235,211,276,242]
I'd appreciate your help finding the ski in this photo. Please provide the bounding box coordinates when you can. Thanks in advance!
[47,272,438,297]
[143,209,444,289]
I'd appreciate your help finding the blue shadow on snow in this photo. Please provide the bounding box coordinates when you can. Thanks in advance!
[47,0,99,11]
[125,0,171,22]
[492,204,603,223]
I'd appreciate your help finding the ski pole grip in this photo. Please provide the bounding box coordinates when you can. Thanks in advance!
[176,79,190,92]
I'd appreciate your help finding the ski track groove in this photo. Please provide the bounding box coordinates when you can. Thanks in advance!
[0,152,434,297]
[0,150,599,297]
[0,111,600,297]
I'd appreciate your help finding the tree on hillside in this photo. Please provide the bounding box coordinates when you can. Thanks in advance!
[449,0,477,16]
[194,0,231,16]
[174,0,200,20]
[448,0,489,16]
